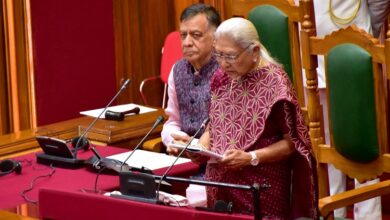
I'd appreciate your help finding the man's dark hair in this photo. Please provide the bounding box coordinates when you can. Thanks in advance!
[180,3,221,29]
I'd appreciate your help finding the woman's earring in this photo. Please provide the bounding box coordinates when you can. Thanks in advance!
[253,58,257,63]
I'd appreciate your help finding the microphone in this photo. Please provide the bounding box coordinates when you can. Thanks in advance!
[155,117,209,200]
[119,116,165,172]
[73,79,131,152]
[88,115,164,174]
[105,107,140,121]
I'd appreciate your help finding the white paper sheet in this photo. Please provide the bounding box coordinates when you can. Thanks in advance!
[107,149,191,170]
[80,103,157,118]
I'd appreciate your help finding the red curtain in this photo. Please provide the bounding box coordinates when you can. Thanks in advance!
[31,0,116,125]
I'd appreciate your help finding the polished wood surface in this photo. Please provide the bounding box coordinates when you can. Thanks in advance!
[0,109,166,159]
[2,204,38,220]
[0,210,37,220]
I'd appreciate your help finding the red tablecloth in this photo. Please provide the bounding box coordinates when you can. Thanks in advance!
[0,146,198,209]
[39,188,254,220]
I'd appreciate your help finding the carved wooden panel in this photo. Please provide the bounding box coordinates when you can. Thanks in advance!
[113,0,176,106]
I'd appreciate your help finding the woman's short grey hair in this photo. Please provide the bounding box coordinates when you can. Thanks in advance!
[214,17,279,65]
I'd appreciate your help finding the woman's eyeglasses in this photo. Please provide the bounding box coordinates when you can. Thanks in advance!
[213,44,252,64]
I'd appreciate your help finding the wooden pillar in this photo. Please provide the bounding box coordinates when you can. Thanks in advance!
[113,0,176,105]
[0,0,36,134]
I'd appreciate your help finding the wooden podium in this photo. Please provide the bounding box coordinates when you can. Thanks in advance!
[0,108,165,158]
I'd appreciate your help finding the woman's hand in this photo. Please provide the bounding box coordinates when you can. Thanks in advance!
[219,149,251,170]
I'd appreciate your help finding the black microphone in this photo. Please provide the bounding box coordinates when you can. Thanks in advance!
[155,117,209,200]
[119,116,165,172]
[73,79,131,152]
[105,107,141,121]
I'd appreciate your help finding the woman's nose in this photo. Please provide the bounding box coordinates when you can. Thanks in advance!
[218,58,230,68]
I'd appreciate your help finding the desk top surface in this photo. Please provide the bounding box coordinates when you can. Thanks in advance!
[0,146,198,210]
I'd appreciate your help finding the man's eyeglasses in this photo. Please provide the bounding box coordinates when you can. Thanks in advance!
[213,44,252,64]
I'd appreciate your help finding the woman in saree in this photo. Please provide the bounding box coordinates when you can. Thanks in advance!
[192,17,318,219]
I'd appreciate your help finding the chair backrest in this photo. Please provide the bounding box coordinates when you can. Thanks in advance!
[139,31,182,108]
[160,31,183,84]
[305,25,389,179]
[327,43,379,163]
[302,23,390,217]
[248,5,294,85]
[224,0,315,107]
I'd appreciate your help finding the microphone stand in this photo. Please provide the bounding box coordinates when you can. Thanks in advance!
[89,115,164,174]
[74,79,131,152]
[119,116,165,172]
[35,79,130,169]
[153,175,265,220]
[155,118,209,202]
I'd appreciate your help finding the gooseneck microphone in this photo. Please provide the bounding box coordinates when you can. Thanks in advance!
[105,107,140,121]
[88,115,164,174]
[73,79,131,152]
[119,116,165,171]
[155,117,209,200]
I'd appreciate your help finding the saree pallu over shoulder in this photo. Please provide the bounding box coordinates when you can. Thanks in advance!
[207,64,319,219]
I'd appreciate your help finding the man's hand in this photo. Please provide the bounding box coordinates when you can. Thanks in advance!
[166,133,191,155]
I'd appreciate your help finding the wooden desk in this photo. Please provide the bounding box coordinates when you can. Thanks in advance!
[0,109,165,158]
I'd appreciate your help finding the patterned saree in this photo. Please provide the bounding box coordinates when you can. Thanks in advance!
[205,64,318,219]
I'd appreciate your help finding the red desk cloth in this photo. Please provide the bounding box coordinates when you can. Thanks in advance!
[0,146,198,209]
[39,188,253,220]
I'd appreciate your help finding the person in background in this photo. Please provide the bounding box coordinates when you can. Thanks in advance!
[161,3,220,155]
[367,0,390,38]
[193,17,318,219]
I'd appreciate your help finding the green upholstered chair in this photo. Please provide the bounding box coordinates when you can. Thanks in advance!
[327,44,379,164]
[248,5,294,90]
[223,0,318,131]
[302,24,390,219]
[224,0,312,107]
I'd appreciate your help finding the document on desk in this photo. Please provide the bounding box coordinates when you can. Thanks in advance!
[107,149,191,170]
[80,103,156,118]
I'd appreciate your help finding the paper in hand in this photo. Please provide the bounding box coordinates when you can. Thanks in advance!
[168,140,223,160]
